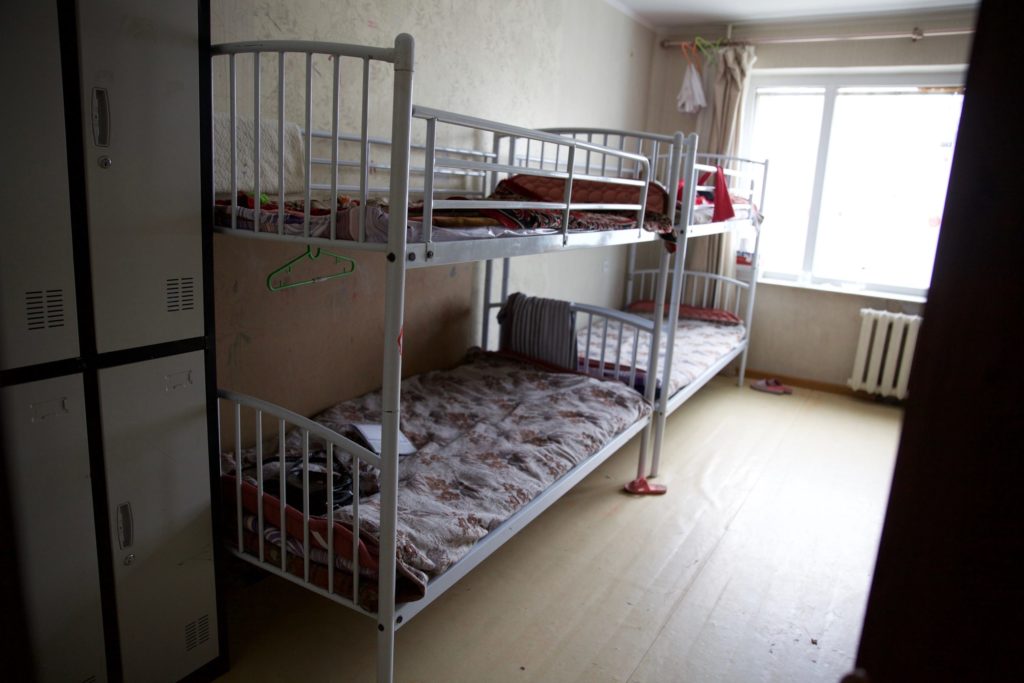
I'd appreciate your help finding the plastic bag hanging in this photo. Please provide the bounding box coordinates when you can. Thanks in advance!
[676,62,706,114]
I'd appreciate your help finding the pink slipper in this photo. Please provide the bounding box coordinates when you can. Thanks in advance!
[751,378,793,395]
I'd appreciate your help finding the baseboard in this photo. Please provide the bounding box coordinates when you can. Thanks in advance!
[742,368,858,398]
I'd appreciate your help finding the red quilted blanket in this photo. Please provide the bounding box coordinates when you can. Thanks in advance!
[501,174,669,215]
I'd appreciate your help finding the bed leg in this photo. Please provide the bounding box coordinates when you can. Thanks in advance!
[738,345,749,388]
[649,407,666,478]
[624,423,667,495]
[377,622,396,683]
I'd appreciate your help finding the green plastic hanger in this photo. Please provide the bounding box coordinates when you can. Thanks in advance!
[694,36,724,63]
[266,245,356,292]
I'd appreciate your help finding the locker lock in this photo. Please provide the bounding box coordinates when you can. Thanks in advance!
[98,155,113,169]
[123,553,135,566]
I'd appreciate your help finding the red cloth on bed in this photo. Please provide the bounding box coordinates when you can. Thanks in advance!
[676,166,736,222]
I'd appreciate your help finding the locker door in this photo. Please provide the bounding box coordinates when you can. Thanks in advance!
[78,0,204,352]
[98,351,218,682]
[2,375,107,683]
[0,2,80,370]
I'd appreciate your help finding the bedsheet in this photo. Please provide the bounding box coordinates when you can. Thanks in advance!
[222,350,650,609]
[578,318,746,397]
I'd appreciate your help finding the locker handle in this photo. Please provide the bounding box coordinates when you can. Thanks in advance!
[116,502,133,549]
[92,87,110,147]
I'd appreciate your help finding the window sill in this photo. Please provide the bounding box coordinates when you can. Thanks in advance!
[756,276,928,304]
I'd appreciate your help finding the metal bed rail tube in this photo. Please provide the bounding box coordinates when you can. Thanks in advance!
[481,259,493,347]
[626,243,637,304]
[422,107,652,164]
[651,132,698,478]
[303,53,313,238]
[330,56,341,241]
[309,158,486,179]
[359,59,370,242]
[641,133,684,478]
[377,32,415,683]
[277,53,286,233]
[253,53,261,226]
[433,157,647,186]
[212,39,398,61]
[256,411,264,562]
[680,271,750,315]
[217,390,381,467]
[229,54,237,231]
[307,128,497,160]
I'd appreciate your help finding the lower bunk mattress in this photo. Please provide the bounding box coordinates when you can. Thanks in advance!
[222,350,651,610]
[578,317,746,398]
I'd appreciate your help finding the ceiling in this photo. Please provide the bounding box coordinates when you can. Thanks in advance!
[609,0,978,27]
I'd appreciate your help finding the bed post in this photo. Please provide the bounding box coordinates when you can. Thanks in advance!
[737,159,767,387]
[378,32,414,683]
[625,132,684,494]
[650,132,696,479]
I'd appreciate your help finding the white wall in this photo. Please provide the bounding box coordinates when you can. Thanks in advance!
[211,0,656,413]
[644,8,975,386]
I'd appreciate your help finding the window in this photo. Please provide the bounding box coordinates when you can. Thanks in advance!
[743,69,965,298]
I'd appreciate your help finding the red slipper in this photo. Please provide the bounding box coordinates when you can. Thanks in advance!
[751,378,793,395]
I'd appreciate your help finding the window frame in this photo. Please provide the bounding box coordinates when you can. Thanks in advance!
[741,66,968,300]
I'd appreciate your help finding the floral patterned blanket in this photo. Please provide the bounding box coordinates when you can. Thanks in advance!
[578,318,746,397]
[223,350,650,608]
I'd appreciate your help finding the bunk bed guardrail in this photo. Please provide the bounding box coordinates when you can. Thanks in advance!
[211,40,657,266]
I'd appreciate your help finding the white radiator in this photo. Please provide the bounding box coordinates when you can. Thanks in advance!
[848,309,922,399]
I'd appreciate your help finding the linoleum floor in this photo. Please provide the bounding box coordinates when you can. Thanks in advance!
[216,377,901,682]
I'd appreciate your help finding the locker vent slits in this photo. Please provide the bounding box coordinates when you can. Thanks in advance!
[185,613,210,651]
[25,289,66,330]
[166,277,196,313]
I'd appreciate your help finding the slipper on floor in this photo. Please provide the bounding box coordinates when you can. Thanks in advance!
[751,378,793,395]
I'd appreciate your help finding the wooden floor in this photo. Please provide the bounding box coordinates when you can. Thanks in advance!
[216,378,901,682]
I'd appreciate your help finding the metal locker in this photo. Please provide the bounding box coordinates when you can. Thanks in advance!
[2,375,107,683]
[0,2,80,370]
[98,351,218,681]
[78,0,204,353]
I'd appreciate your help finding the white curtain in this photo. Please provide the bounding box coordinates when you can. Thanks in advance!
[687,45,757,288]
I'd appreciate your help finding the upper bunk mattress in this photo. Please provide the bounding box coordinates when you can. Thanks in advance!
[223,349,650,608]
[214,175,673,243]
[578,317,746,398]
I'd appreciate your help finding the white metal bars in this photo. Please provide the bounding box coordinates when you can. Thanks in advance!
[217,389,380,617]
[484,122,654,211]
[211,42,659,263]
[574,304,657,394]
[211,39,395,250]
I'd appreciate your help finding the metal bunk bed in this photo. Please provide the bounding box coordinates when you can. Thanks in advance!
[482,145,768,491]
[210,35,697,683]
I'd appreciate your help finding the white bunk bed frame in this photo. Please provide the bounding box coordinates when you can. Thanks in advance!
[644,153,768,476]
[210,35,697,683]
[482,146,768,484]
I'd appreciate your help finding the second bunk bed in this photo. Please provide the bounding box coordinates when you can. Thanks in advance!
[483,135,768,490]
[211,34,695,683]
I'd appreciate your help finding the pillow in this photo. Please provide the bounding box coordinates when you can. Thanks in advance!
[626,300,742,326]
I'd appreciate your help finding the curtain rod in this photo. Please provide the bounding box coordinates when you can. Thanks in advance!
[660,26,973,49]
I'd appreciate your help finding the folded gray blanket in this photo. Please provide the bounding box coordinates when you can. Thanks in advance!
[497,292,577,370]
